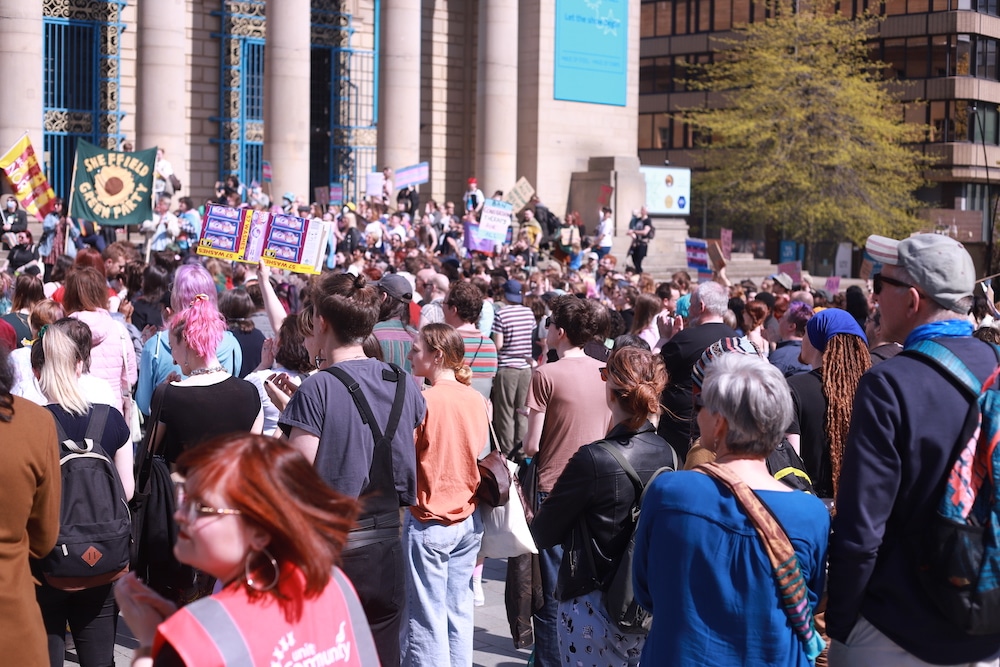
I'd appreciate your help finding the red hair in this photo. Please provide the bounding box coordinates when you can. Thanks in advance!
[175,434,360,621]
[73,247,106,277]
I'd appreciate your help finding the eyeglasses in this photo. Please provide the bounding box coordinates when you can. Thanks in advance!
[873,273,917,295]
[174,482,242,524]
[599,366,609,381]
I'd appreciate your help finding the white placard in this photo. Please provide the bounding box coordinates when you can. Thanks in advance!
[479,199,513,243]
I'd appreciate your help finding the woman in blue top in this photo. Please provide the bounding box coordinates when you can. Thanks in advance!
[633,353,829,666]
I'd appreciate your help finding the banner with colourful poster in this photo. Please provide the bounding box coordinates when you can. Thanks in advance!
[0,133,58,219]
[464,220,496,255]
[196,204,329,274]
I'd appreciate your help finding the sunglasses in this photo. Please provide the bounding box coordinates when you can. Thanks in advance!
[873,273,916,295]
[545,317,556,329]
[599,366,609,382]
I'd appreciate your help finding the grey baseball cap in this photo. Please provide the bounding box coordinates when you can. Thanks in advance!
[866,233,975,313]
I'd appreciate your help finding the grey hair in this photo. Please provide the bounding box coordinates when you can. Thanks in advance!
[693,281,730,318]
[701,353,793,457]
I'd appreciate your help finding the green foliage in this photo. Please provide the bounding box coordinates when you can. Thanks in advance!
[680,0,932,246]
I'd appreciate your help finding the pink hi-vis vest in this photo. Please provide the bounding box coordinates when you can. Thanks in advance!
[153,567,379,666]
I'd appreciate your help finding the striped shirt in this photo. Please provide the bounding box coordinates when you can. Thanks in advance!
[462,332,498,379]
[494,304,536,369]
[373,319,417,373]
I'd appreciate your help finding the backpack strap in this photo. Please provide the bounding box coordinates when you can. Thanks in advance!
[324,362,406,448]
[905,339,1000,398]
[48,403,111,454]
[324,363,406,500]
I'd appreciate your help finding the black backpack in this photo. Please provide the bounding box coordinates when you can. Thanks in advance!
[40,404,131,590]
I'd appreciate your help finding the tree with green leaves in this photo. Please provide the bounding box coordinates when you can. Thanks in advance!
[681,0,932,252]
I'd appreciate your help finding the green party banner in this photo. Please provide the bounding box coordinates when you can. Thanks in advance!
[69,140,156,226]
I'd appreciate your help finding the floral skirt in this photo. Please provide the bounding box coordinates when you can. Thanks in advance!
[557,589,645,666]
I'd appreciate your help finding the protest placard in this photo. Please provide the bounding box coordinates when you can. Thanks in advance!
[479,199,513,243]
[505,177,535,212]
[196,204,328,274]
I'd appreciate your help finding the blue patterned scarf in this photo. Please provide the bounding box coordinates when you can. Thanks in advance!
[903,319,974,350]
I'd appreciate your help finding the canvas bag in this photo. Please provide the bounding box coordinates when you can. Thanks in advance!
[480,458,538,559]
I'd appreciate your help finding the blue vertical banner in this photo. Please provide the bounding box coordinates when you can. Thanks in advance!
[554,0,628,106]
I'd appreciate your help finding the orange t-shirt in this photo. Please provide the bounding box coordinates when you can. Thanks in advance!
[411,379,488,524]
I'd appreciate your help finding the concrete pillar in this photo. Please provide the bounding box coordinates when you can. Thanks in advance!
[475,0,518,196]
[136,0,188,191]
[264,0,311,204]
[0,0,44,166]
[378,0,421,175]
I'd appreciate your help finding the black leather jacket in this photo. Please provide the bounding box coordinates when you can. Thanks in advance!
[530,421,677,600]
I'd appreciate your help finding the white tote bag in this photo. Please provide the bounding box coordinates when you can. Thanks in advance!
[479,459,537,559]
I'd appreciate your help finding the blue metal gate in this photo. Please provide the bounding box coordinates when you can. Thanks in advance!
[42,0,126,199]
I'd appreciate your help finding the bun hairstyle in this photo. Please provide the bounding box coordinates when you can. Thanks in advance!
[419,323,472,386]
[605,346,668,429]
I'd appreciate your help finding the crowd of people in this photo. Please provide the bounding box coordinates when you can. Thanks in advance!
[0,177,999,667]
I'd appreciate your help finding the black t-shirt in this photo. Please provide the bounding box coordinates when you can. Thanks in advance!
[786,369,831,497]
[154,377,261,465]
[47,403,130,458]
[657,322,738,458]
[231,328,266,378]
[130,299,163,333]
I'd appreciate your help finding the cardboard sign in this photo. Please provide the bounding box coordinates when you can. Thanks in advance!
[366,172,385,200]
[314,186,330,206]
[196,204,329,275]
[505,177,535,212]
[824,276,841,293]
[707,241,726,271]
[777,260,802,285]
[598,184,614,206]
[720,228,733,260]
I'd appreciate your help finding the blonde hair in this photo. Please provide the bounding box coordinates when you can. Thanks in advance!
[37,323,91,415]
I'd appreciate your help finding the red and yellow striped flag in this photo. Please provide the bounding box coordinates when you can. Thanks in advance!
[0,133,57,219]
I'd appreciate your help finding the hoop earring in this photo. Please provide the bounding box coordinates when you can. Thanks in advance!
[245,547,280,592]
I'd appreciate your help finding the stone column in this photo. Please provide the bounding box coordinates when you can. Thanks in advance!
[136,0,188,193]
[0,0,44,168]
[476,0,518,196]
[264,0,310,204]
[377,0,421,175]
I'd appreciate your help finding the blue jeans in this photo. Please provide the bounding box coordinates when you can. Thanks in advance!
[534,491,564,667]
[401,510,484,667]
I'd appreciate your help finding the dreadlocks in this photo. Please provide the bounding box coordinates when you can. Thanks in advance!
[822,334,871,500]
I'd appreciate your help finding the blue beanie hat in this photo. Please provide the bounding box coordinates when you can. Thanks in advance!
[807,308,867,353]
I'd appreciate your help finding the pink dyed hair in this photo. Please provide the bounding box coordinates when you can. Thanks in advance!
[169,295,226,360]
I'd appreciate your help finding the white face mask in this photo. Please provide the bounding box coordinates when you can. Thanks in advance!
[6,201,14,210]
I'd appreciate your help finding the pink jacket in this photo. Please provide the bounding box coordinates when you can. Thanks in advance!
[70,309,137,419]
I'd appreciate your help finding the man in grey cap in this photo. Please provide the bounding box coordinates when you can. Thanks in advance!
[372,273,417,372]
[828,234,1000,666]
